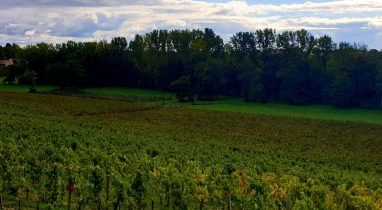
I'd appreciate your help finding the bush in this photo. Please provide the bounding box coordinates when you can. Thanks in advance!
[169,76,193,102]
[0,67,9,77]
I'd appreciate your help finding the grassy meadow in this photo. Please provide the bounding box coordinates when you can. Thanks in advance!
[84,87,174,98]
[190,96,382,124]
[81,88,382,125]
[1,83,382,124]
[0,77,57,92]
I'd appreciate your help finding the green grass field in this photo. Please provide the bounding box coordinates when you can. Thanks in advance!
[86,87,382,125]
[190,96,382,124]
[1,84,381,124]
[0,77,58,93]
[84,87,174,98]
[0,84,58,93]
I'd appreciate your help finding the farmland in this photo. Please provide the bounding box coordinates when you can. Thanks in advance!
[0,92,382,209]
[84,87,382,125]
[1,84,382,124]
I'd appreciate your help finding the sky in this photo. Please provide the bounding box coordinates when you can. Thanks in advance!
[0,0,381,49]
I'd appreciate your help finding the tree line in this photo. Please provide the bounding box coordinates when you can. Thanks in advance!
[1,28,382,108]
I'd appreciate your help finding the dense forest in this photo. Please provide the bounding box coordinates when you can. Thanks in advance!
[1,28,382,108]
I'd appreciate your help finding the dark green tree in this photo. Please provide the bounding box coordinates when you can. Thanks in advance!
[169,76,193,102]
[229,32,257,62]
[374,51,382,107]
[277,61,314,105]
[315,35,335,72]
[18,70,38,92]
[3,61,27,84]
[20,43,56,83]
[255,28,276,57]
[4,43,12,59]
[255,28,278,102]
[195,58,224,100]
[329,72,356,108]
[238,57,259,102]
[0,45,4,60]
[5,28,382,109]
[111,37,128,60]
[45,60,85,89]
[203,28,224,59]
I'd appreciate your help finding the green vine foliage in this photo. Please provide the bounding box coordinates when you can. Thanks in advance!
[0,93,381,209]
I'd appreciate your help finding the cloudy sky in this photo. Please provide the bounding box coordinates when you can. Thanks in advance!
[0,0,381,49]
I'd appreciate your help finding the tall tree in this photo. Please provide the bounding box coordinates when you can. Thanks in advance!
[315,35,335,72]
[329,72,356,108]
[147,30,170,89]
[203,28,224,59]
[129,34,156,88]
[195,58,224,100]
[111,37,128,60]
[295,29,316,60]
[277,60,313,105]
[6,28,382,109]
[45,60,85,89]
[0,45,4,60]
[238,57,259,102]
[4,43,12,59]
[346,53,377,105]
[255,28,278,102]
[377,70,382,107]
[229,32,257,62]
[256,28,276,58]
[20,43,56,83]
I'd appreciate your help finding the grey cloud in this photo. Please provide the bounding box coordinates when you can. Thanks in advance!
[2,0,162,9]
[212,7,232,15]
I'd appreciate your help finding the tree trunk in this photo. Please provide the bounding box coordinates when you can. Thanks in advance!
[128,203,133,210]
[106,174,110,210]
[68,192,71,210]
[226,195,231,210]
[113,201,120,210]
[61,185,64,207]
[77,201,82,210]
[0,192,3,210]
[286,194,291,210]
[200,198,205,210]
[166,194,170,207]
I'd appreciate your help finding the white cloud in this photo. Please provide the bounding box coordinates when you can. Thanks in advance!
[0,0,381,48]
[25,30,35,36]
[367,16,382,29]
[272,0,382,13]
[163,20,187,27]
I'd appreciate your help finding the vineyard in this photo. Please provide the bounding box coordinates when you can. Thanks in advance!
[0,92,382,209]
